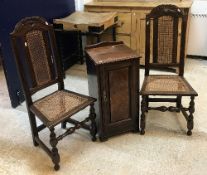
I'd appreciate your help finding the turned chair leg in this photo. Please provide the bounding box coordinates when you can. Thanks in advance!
[176,96,182,112]
[78,31,84,65]
[89,104,97,141]
[146,95,149,113]
[50,128,60,171]
[187,96,195,136]
[140,96,147,135]
[28,111,39,146]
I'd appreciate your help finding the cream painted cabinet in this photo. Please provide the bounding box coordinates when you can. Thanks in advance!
[85,1,192,65]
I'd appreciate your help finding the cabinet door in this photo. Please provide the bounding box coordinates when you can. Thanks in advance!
[101,61,138,137]
[131,10,150,65]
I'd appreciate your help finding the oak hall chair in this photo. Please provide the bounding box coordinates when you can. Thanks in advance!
[10,16,97,170]
[140,5,198,136]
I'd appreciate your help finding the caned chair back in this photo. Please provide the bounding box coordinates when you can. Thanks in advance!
[10,17,64,104]
[145,5,187,76]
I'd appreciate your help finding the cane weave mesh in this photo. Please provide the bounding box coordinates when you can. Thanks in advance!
[26,30,52,86]
[157,16,175,64]
[142,75,192,95]
[32,91,89,122]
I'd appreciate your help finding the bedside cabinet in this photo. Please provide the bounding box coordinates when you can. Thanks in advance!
[85,41,140,141]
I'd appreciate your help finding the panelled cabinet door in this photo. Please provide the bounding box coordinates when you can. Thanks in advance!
[100,61,139,139]
[131,10,150,65]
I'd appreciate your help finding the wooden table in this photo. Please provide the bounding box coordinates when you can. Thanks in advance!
[54,11,118,42]
[53,12,118,65]
[85,41,140,141]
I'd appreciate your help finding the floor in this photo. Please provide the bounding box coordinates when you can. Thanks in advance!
[0,58,207,175]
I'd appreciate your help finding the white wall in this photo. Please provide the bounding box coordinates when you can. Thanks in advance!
[75,0,92,11]
[187,0,207,56]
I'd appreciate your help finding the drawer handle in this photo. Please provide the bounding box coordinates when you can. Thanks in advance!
[103,91,107,103]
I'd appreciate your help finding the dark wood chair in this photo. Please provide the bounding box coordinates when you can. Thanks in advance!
[10,16,97,171]
[140,5,198,136]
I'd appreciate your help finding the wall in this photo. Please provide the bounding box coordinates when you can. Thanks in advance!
[187,0,207,57]
[75,0,92,11]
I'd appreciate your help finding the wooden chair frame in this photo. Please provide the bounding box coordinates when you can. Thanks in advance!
[140,5,198,136]
[10,16,97,170]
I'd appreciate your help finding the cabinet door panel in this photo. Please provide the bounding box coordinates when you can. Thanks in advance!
[101,60,139,137]
[109,67,129,123]
[131,10,150,65]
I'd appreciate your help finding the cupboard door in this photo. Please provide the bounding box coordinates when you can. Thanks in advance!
[131,10,150,65]
[101,61,138,136]
[108,67,130,122]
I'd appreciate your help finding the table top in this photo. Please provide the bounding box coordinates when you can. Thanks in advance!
[86,43,140,65]
[53,11,117,32]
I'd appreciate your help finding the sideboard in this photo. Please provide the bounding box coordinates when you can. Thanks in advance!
[85,0,192,65]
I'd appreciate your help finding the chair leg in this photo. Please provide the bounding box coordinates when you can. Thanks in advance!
[146,95,149,113]
[140,96,147,135]
[78,31,84,65]
[28,111,39,146]
[50,128,60,171]
[89,103,97,141]
[187,96,195,136]
[176,96,182,112]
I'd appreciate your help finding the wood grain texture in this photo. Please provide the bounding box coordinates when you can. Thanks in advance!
[109,67,129,123]
[54,11,117,32]
[86,1,192,8]
[85,1,191,65]
[85,41,140,140]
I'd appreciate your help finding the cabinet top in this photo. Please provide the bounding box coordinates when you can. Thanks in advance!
[85,0,192,9]
[86,43,140,65]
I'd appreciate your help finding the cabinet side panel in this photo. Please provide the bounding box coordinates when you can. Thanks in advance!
[109,67,129,122]
[86,57,103,135]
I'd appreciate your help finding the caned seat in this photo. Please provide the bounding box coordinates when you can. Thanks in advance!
[140,5,198,136]
[141,75,197,96]
[30,90,95,127]
[10,16,97,171]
